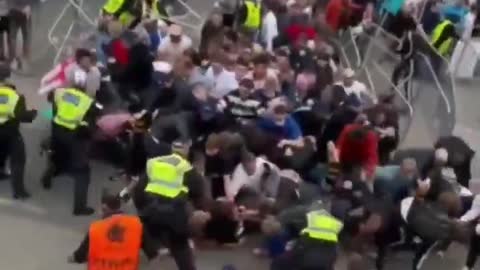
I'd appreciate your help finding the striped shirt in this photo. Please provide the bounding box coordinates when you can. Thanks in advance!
[219,90,264,120]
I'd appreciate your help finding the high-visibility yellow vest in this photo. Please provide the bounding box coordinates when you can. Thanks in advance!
[145,153,192,198]
[103,0,136,27]
[53,88,93,130]
[243,1,261,29]
[0,86,19,124]
[119,12,136,27]
[301,210,343,242]
[143,0,167,19]
[103,0,125,14]
[431,20,454,56]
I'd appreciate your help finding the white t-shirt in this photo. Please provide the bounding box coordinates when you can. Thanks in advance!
[261,11,278,52]
[205,67,239,98]
[158,35,193,62]
[338,80,377,104]
[227,157,281,198]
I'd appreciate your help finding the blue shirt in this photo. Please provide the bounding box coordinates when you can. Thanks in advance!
[257,115,302,140]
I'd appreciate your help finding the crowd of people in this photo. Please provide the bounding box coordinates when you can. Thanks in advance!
[1,0,480,269]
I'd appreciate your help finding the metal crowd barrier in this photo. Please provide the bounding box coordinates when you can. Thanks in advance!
[47,0,205,66]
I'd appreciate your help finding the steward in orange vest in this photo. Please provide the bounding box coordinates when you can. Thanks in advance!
[68,192,159,269]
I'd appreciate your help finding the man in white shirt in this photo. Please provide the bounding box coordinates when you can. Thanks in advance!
[158,24,192,64]
[337,68,377,104]
[225,152,281,200]
[205,54,238,99]
[261,8,278,52]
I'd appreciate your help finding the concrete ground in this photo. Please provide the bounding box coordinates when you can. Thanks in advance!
[0,1,477,270]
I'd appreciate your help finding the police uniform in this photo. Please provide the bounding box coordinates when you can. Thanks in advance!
[139,152,197,270]
[236,0,261,37]
[103,0,141,28]
[0,83,36,199]
[142,0,169,21]
[42,87,99,215]
[431,20,457,56]
[271,209,343,270]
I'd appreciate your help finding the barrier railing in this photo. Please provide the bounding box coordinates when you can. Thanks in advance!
[340,21,457,142]
[47,0,205,66]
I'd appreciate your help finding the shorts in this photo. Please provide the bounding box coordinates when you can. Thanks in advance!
[0,16,9,32]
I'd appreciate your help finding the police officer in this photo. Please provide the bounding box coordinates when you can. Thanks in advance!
[69,191,160,269]
[431,19,459,57]
[102,0,142,28]
[268,202,343,270]
[133,139,197,270]
[0,63,36,199]
[41,70,101,216]
[143,0,169,21]
[237,0,262,36]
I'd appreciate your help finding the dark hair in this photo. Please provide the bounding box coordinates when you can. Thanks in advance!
[184,48,202,66]
[348,126,370,142]
[224,29,239,43]
[75,48,92,62]
[101,191,121,211]
[253,53,270,66]
[236,56,250,67]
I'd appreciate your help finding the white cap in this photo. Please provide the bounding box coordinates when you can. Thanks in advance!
[435,148,449,163]
[343,68,355,78]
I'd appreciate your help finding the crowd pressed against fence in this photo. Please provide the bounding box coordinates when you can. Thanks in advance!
[0,0,479,269]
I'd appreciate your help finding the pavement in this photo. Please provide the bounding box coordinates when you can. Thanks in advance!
[0,1,477,270]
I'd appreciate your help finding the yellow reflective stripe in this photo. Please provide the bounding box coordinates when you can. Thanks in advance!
[0,87,19,123]
[244,1,261,28]
[103,0,124,14]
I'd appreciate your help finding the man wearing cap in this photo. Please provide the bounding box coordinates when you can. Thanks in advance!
[337,68,376,105]
[158,24,192,64]
[40,70,103,216]
[0,62,36,199]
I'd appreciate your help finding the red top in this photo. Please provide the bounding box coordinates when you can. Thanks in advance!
[111,38,129,66]
[336,124,379,178]
[285,24,317,44]
[326,0,350,31]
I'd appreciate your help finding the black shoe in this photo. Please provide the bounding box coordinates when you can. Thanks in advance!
[13,191,31,200]
[73,207,95,216]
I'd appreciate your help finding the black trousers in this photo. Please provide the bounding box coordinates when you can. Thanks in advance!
[42,126,91,211]
[8,9,30,60]
[0,132,27,195]
[270,240,337,270]
[392,57,414,98]
[466,232,480,269]
[141,198,196,270]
